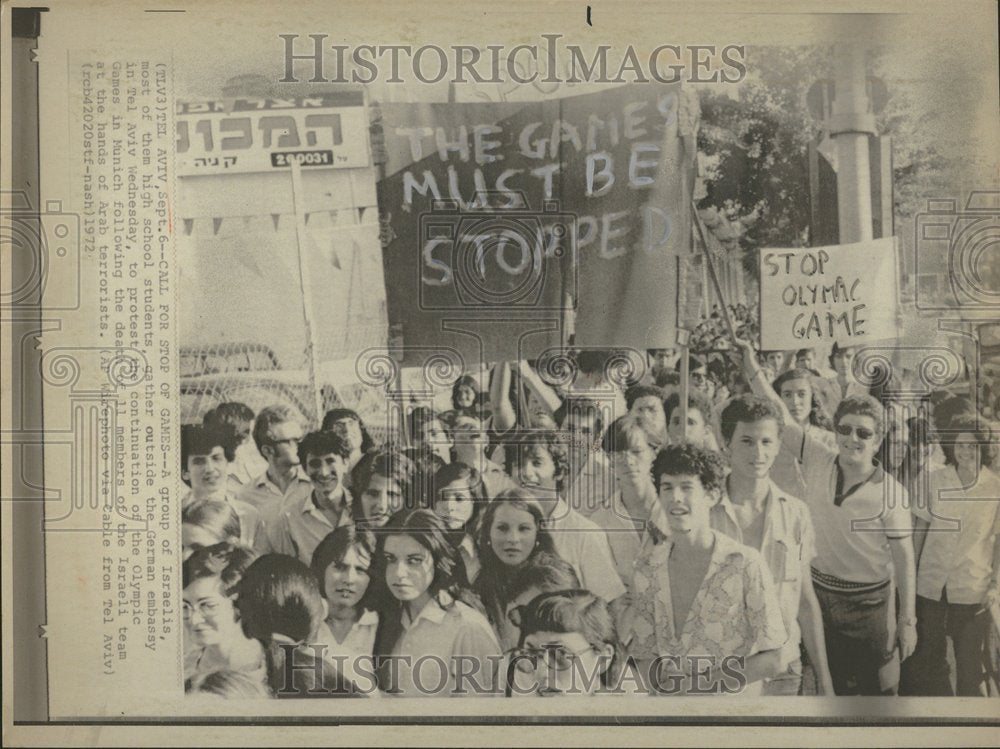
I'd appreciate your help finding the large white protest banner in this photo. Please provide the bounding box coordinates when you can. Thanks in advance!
[759,238,900,351]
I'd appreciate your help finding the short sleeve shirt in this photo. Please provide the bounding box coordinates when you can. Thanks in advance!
[236,467,313,519]
[803,452,912,584]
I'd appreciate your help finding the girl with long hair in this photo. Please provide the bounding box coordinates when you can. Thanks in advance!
[310,525,380,688]
[444,374,492,426]
[430,462,489,584]
[772,367,835,436]
[349,448,416,530]
[473,488,559,649]
[903,415,1000,696]
[371,509,501,697]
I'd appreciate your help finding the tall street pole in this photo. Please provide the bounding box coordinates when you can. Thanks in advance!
[830,45,876,244]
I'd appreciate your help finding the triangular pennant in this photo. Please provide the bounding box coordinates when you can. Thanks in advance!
[304,212,311,226]
[212,217,223,235]
[183,218,194,236]
[271,214,280,231]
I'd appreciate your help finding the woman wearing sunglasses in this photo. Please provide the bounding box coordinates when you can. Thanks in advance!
[737,338,916,692]
[506,590,630,697]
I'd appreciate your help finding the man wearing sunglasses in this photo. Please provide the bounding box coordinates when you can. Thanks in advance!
[802,396,917,696]
[675,355,712,398]
[737,339,916,695]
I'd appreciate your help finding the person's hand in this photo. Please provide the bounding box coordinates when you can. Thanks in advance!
[732,336,757,365]
[983,581,1000,611]
[897,617,918,660]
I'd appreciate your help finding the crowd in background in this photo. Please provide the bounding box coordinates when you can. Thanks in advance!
[180,339,1000,700]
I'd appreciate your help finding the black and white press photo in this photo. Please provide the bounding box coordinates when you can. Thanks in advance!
[3,0,1000,746]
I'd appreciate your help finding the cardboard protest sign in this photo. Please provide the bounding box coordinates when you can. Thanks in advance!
[758,238,900,351]
[377,83,695,367]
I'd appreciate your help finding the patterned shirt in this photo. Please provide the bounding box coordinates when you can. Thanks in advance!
[627,530,787,692]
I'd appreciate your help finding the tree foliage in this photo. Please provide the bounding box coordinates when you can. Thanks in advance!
[696,45,952,290]
[697,47,829,283]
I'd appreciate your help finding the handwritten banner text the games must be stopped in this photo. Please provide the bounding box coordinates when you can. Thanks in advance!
[377,83,696,367]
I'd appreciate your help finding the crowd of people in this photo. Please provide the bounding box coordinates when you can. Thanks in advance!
[180,342,1000,700]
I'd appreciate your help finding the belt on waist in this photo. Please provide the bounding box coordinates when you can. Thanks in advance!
[810,567,890,593]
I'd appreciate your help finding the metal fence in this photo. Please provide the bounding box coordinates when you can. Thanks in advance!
[178,340,460,445]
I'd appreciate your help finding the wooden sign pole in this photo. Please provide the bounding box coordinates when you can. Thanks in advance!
[691,202,737,343]
[678,328,690,443]
[289,159,324,424]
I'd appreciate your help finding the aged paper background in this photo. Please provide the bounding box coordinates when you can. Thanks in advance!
[3,0,999,745]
